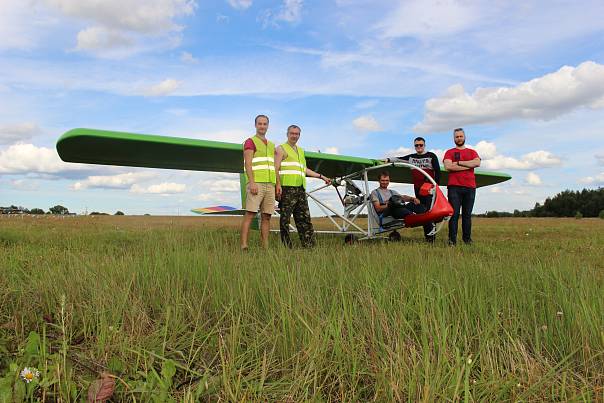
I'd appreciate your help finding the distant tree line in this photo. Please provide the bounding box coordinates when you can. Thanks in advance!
[479,187,604,218]
[0,204,72,215]
[1,204,126,216]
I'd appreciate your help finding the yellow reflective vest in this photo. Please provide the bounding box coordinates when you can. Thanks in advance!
[279,143,306,188]
[248,136,276,184]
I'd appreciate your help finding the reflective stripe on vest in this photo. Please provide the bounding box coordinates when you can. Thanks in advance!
[248,136,276,184]
[279,143,306,188]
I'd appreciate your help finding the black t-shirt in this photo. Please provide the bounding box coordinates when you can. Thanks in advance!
[391,152,441,188]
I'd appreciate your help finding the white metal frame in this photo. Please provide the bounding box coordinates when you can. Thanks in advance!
[278,162,448,241]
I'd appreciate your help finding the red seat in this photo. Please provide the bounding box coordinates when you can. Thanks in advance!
[418,182,433,197]
[403,186,453,228]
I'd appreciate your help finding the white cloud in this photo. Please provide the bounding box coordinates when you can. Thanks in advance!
[473,142,562,170]
[43,0,196,55]
[522,151,563,168]
[292,44,514,86]
[525,172,542,185]
[261,0,303,27]
[371,2,604,56]
[579,172,604,185]
[352,115,382,132]
[130,182,186,194]
[196,193,213,201]
[325,147,339,154]
[46,0,195,33]
[1,40,509,99]
[415,61,604,132]
[197,173,241,196]
[193,188,240,206]
[0,143,86,174]
[200,179,240,192]
[595,153,604,166]
[10,179,40,191]
[0,123,40,145]
[72,172,156,190]
[76,26,133,51]
[277,0,302,23]
[376,0,479,39]
[481,150,562,170]
[144,78,182,96]
[0,0,39,50]
[384,146,413,158]
[472,141,497,160]
[227,0,252,10]
[180,51,198,63]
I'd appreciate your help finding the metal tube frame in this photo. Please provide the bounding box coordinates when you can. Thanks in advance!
[275,162,446,240]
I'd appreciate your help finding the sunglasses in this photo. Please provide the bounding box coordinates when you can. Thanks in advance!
[414,144,425,148]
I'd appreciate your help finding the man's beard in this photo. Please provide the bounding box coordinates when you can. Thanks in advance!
[455,139,465,146]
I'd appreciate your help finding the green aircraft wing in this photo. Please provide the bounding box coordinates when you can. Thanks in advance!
[56,128,511,187]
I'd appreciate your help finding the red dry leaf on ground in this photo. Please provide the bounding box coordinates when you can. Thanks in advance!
[87,372,115,403]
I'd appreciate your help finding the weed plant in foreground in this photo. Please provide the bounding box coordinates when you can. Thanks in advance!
[0,216,602,401]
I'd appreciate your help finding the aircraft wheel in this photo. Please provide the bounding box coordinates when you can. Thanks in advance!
[388,230,401,242]
[344,234,357,245]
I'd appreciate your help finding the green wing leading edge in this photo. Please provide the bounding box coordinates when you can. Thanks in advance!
[56,128,511,187]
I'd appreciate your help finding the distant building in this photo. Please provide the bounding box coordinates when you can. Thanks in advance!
[0,206,25,214]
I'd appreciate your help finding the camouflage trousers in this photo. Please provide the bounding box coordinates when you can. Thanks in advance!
[279,186,316,248]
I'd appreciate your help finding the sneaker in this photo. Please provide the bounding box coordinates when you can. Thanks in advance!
[463,239,473,245]
[448,239,456,246]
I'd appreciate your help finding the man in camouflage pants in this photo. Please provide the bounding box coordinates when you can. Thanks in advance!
[275,125,331,248]
[278,187,315,247]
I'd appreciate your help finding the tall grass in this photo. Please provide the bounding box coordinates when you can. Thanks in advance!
[0,216,602,401]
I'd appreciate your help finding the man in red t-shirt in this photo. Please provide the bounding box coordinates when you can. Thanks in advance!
[443,128,481,245]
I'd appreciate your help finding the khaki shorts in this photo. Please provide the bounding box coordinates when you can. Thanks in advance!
[245,183,276,215]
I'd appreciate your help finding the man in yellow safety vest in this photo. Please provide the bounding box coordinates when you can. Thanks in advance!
[241,115,276,250]
[275,125,331,248]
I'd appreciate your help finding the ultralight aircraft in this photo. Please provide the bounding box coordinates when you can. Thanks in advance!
[57,128,511,241]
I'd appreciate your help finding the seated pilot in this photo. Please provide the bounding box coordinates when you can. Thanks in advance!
[371,171,426,219]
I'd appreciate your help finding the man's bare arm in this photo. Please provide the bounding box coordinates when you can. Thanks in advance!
[243,149,258,195]
[305,167,331,185]
[373,200,387,213]
[444,158,469,171]
[401,195,420,204]
[458,157,481,168]
[244,149,255,181]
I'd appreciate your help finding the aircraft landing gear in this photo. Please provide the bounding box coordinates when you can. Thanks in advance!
[344,234,357,245]
[388,230,401,242]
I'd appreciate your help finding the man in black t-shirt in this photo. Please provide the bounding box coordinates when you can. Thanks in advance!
[385,137,441,242]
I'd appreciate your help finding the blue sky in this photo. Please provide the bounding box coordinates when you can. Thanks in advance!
[1,0,603,215]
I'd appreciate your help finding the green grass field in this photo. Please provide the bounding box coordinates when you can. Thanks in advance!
[1,216,603,401]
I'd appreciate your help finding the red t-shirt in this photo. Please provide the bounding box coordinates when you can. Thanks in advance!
[444,147,480,188]
[243,137,267,151]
